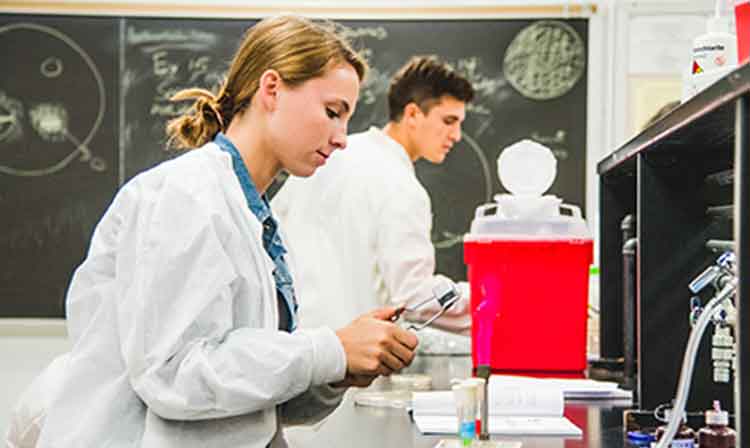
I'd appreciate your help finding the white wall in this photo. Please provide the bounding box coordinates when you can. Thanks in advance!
[584,0,719,265]
[609,0,718,150]
[0,321,70,437]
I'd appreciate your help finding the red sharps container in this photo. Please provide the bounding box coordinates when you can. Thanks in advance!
[464,140,593,375]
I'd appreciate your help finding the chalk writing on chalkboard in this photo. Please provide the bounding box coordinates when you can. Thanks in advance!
[0,23,107,176]
[121,21,248,180]
[124,26,225,120]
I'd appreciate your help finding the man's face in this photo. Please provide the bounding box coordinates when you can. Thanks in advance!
[411,95,466,164]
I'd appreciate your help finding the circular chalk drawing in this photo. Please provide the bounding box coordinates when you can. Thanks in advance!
[0,23,106,176]
[503,21,585,101]
[40,57,63,78]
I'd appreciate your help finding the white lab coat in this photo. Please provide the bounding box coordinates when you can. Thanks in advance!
[272,127,470,333]
[34,143,347,448]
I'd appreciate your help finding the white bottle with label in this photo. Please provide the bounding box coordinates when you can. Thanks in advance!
[684,13,738,100]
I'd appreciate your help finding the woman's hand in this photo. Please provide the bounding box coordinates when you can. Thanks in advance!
[334,307,419,384]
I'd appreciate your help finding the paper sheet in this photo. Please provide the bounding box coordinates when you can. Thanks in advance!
[488,375,632,400]
[413,386,563,417]
[414,415,581,437]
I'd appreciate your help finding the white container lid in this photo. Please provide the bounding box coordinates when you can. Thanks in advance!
[498,139,557,196]
[466,202,591,240]
[466,139,590,240]
[493,193,562,220]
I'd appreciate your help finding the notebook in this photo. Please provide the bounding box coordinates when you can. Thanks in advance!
[412,384,582,437]
[489,375,633,400]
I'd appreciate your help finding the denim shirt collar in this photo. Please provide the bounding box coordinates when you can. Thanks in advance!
[213,132,286,261]
[213,133,297,331]
[214,134,271,225]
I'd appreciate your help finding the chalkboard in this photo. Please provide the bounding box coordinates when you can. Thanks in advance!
[0,15,118,317]
[0,14,588,317]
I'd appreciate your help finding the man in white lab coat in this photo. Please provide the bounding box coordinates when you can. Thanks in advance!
[272,56,475,334]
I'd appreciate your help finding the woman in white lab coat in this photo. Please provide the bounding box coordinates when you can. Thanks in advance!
[8,15,417,448]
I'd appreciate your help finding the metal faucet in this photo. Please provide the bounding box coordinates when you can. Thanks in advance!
[688,251,737,383]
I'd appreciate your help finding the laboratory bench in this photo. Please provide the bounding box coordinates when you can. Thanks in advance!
[598,61,750,441]
[292,355,632,448]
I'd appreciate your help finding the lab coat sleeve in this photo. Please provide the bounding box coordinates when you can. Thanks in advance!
[279,384,345,426]
[374,184,471,334]
[116,179,346,421]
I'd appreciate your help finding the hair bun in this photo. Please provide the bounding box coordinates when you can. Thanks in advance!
[166,88,225,150]
[195,95,224,129]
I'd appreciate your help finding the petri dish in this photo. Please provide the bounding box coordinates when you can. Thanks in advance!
[353,390,413,409]
[389,373,433,391]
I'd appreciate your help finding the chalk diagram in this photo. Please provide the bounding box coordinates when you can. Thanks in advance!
[503,21,585,101]
[0,23,107,176]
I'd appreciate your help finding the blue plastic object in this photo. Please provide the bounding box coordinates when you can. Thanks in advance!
[627,430,656,446]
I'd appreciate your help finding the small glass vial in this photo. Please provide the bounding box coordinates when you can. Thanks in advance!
[654,410,695,448]
[697,401,736,448]
[452,382,477,446]
[462,377,486,435]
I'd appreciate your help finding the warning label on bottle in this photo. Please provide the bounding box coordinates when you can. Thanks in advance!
[693,60,704,74]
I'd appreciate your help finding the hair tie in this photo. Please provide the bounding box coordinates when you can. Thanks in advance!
[196,96,225,129]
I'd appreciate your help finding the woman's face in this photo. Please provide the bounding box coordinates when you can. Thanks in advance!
[268,62,360,177]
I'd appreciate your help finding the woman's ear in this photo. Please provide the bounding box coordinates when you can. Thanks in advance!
[257,69,282,111]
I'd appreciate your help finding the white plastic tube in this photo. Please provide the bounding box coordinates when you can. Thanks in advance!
[655,279,736,448]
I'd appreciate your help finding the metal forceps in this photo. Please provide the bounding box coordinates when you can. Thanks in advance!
[391,280,462,331]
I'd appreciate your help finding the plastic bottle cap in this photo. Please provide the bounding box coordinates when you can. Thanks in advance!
[626,431,656,445]
[706,400,730,425]
[706,409,729,425]
[497,139,557,196]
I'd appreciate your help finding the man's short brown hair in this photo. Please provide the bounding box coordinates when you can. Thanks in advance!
[387,55,474,122]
